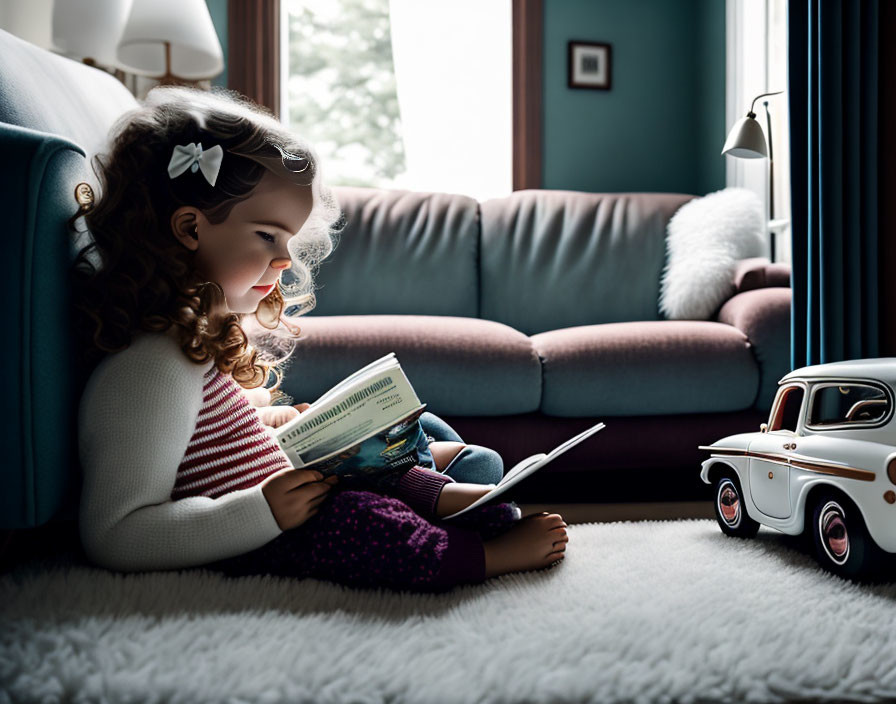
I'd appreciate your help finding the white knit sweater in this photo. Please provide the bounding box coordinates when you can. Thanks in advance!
[77,329,284,573]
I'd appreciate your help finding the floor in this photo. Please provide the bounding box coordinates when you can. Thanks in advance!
[518,501,714,524]
[7,520,893,703]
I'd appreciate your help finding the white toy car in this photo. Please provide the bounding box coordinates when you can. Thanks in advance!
[700,358,896,580]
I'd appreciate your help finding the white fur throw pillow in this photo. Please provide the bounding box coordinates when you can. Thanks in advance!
[659,187,765,320]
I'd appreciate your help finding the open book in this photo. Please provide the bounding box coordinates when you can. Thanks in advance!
[442,421,606,519]
[271,353,428,477]
[270,353,606,516]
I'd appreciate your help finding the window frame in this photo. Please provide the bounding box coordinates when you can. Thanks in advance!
[725,0,790,264]
[768,382,806,435]
[228,0,281,118]
[512,0,542,190]
[265,0,540,191]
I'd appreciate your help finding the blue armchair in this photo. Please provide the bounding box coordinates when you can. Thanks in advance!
[1,29,137,530]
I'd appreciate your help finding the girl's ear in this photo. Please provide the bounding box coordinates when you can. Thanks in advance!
[170,207,203,251]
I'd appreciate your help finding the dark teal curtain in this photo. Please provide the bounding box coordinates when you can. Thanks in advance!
[788,0,879,369]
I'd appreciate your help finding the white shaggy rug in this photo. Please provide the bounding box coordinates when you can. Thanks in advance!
[3,519,896,704]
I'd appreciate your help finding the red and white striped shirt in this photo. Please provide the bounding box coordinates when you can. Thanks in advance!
[172,368,292,500]
[77,329,449,574]
[78,330,285,573]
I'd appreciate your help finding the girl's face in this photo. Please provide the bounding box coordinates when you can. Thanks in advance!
[188,171,314,314]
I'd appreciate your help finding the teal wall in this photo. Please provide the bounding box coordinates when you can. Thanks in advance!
[543,0,725,195]
[206,0,228,89]
[694,0,726,196]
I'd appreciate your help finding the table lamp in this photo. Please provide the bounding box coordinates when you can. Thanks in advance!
[52,0,134,71]
[722,90,785,261]
[115,0,224,84]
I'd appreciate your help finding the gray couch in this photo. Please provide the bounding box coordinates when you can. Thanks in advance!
[284,187,792,503]
[0,28,790,533]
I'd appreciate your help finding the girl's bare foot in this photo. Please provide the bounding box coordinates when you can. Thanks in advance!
[483,512,568,578]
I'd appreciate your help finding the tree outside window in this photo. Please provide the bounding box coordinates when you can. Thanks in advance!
[282,0,512,199]
[283,0,406,188]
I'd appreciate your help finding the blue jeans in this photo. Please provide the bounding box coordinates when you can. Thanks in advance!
[418,412,504,485]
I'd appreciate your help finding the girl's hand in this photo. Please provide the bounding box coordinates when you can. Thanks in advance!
[257,402,312,428]
[258,405,300,428]
[260,468,339,531]
[240,386,272,408]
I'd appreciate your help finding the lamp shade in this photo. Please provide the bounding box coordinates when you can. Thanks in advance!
[116,0,224,80]
[721,114,768,159]
[53,0,134,66]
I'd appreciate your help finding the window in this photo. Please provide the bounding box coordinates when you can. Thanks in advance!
[282,0,512,200]
[725,0,790,264]
[808,384,891,427]
[770,385,804,432]
[281,0,404,188]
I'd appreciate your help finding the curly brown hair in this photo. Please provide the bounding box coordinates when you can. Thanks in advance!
[70,85,341,397]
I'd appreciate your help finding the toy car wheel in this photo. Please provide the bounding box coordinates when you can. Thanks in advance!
[811,492,886,580]
[714,474,760,538]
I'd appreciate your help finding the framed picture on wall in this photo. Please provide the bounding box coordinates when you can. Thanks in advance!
[568,41,612,90]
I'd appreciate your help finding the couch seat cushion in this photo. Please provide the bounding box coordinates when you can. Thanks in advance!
[531,321,758,416]
[281,316,541,415]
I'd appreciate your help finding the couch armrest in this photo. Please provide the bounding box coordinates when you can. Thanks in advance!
[716,288,791,413]
[733,258,791,294]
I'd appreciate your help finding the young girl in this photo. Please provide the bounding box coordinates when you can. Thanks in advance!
[71,85,568,593]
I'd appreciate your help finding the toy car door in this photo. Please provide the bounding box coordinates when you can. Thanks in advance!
[790,381,891,481]
[748,383,805,519]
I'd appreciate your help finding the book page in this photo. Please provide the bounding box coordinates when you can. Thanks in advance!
[271,354,422,467]
[442,422,606,520]
[310,353,398,408]
[301,404,428,475]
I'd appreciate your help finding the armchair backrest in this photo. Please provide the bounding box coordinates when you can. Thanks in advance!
[0,29,137,529]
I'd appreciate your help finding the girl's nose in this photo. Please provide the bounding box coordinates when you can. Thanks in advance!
[271,258,291,270]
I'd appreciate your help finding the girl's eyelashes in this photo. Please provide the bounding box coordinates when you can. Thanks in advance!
[255,231,276,243]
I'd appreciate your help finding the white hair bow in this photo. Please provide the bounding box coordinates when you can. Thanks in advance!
[167,142,224,187]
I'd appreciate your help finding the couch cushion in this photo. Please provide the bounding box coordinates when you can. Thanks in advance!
[479,190,695,335]
[308,187,480,318]
[717,287,792,412]
[280,316,541,415]
[733,257,792,293]
[531,321,758,416]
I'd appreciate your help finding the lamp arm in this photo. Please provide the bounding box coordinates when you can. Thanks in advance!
[749,90,784,114]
